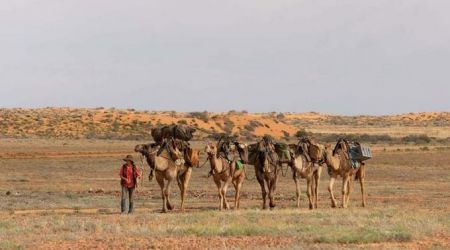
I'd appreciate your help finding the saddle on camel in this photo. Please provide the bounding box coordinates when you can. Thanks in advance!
[208,135,249,177]
[297,136,325,165]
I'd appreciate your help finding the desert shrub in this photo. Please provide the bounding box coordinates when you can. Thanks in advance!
[223,119,235,134]
[282,130,290,141]
[240,130,255,140]
[401,134,431,144]
[189,111,209,123]
[276,113,285,120]
[178,119,188,125]
[244,120,262,132]
[435,137,450,144]
[249,120,263,127]
[295,129,312,138]
[244,124,254,132]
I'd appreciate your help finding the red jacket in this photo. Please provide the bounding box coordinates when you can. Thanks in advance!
[119,164,141,188]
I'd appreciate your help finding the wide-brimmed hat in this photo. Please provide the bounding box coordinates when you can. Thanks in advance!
[123,155,134,162]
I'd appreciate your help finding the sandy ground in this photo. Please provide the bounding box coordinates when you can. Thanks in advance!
[0,139,449,249]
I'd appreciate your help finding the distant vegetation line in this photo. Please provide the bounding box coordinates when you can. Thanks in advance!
[1,108,449,144]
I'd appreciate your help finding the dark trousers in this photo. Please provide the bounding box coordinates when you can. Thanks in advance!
[121,186,135,213]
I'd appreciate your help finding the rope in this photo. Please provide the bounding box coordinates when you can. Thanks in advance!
[198,156,210,169]
[138,154,145,186]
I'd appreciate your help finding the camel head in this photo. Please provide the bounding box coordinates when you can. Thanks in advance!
[258,150,279,174]
[323,143,335,163]
[235,142,249,164]
[185,147,200,167]
[134,144,148,154]
[204,142,217,158]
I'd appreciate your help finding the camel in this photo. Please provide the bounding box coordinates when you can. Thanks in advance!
[251,138,281,209]
[323,140,366,208]
[288,145,322,209]
[204,142,245,210]
[134,141,200,212]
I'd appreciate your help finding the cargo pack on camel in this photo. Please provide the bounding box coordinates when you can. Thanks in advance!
[216,135,249,164]
[333,138,372,169]
[274,142,292,164]
[151,125,196,144]
[297,137,325,163]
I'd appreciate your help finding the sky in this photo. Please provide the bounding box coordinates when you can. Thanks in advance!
[0,0,449,115]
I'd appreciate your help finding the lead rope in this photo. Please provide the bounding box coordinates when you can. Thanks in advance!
[137,154,145,188]
[199,156,210,169]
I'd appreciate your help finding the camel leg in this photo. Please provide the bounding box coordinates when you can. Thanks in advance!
[234,173,244,210]
[155,172,166,213]
[256,170,267,209]
[358,165,366,207]
[213,176,223,211]
[268,179,276,209]
[306,177,313,210]
[359,174,366,207]
[360,177,366,207]
[328,175,337,208]
[346,176,353,206]
[180,168,192,212]
[222,180,230,210]
[233,180,238,210]
[293,173,301,208]
[342,175,350,208]
[311,175,316,209]
[231,179,238,210]
[314,168,321,209]
[177,173,184,211]
[165,179,174,211]
[268,171,279,209]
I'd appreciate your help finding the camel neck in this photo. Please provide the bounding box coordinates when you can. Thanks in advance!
[144,152,156,170]
[325,152,339,169]
[209,155,225,173]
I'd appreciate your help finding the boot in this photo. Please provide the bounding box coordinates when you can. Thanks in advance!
[120,200,126,214]
[128,202,134,214]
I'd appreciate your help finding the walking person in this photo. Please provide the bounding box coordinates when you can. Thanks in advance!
[119,155,141,214]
